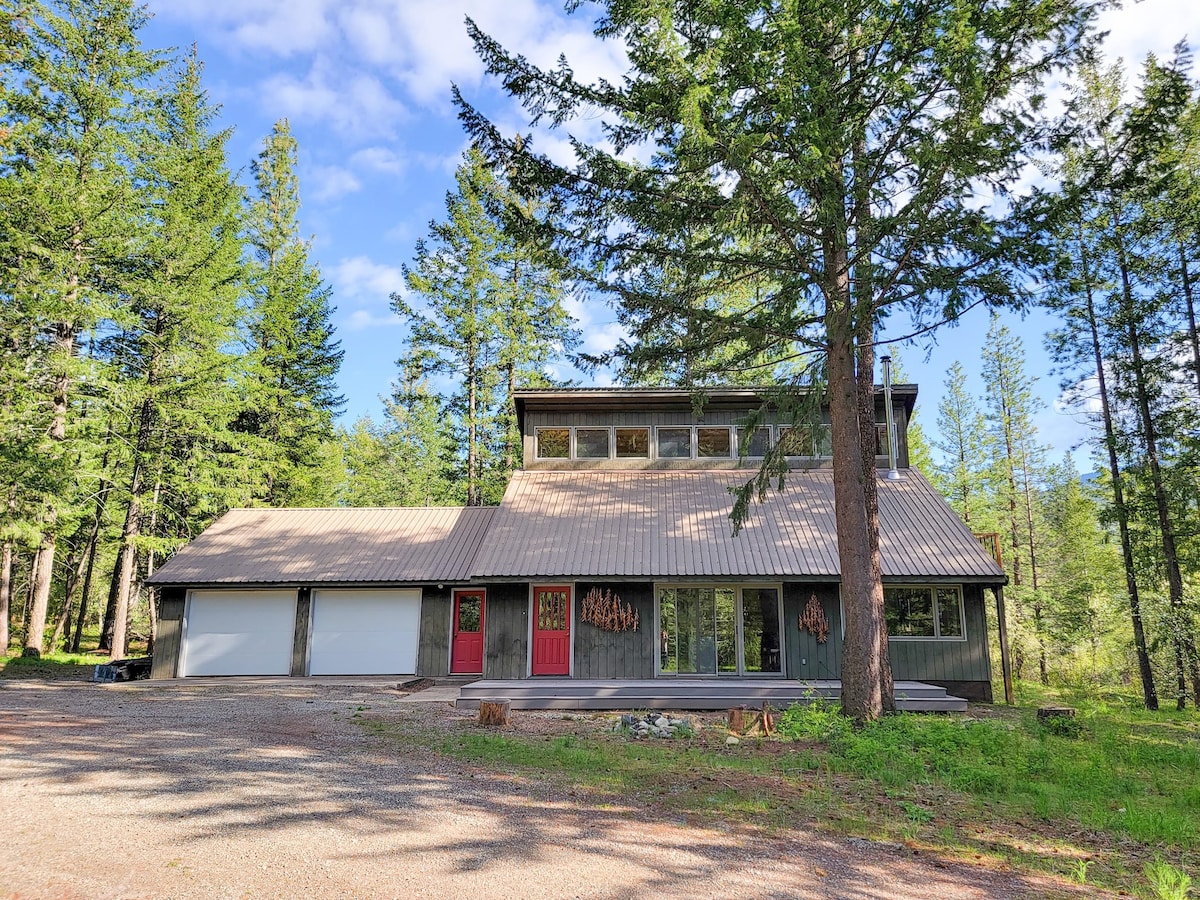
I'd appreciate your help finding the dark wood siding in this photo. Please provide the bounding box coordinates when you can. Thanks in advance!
[785,583,842,681]
[290,587,311,676]
[417,586,451,677]
[888,584,991,683]
[484,583,529,679]
[151,587,186,679]
[572,581,654,678]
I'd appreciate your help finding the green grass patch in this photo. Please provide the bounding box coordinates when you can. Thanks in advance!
[0,650,99,680]
[365,686,1198,896]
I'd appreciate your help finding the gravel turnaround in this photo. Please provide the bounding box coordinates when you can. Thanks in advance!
[0,679,1098,900]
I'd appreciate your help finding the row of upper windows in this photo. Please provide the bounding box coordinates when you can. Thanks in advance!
[533,423,893,461]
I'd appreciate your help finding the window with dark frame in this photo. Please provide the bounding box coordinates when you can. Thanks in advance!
[884,585,964,639]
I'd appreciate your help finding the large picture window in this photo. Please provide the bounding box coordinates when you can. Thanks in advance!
[658,585,782,675]
[884,585,964,639]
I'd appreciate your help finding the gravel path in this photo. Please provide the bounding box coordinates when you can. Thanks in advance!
[0,679,1100,899]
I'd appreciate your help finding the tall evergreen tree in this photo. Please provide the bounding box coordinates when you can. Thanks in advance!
[933,362,990,526]
[460,0,1098,719]
[0,0,160,655]
[395,148,576,505]
[102,49,245,659]
[239,119,345,507]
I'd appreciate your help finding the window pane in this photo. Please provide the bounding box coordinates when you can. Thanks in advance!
[697,427,732,458]
[875,423,889,456]
[885,586,935,637]
[813,424,833,458]
[615,428,650,458]
[696,588,717,674]
[742,588,781,673]
[659,589,677,674]
[937,588,964,637]
[576,428,611,459]
[457,596,481,633]
[778,425,813,456]
[716,588,738,673]
[536,428,569,459]
[675,588,699,673]
[743,427,770,457]
[657,427,692,458]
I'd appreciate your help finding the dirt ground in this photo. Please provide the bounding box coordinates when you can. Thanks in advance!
[0,679,1104,900]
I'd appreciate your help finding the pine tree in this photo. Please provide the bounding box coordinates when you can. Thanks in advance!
[102,49,245,659]
[459,0,1098,720]
[933,362,990,526]
[395,149,576,505]
[239,119,345,507]
[1,0,160,656]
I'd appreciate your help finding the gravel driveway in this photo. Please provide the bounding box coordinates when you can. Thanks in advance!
[0,679,1099,899]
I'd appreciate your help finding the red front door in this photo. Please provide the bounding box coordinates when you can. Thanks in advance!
[531,585,571,675]
[450,590,485,674]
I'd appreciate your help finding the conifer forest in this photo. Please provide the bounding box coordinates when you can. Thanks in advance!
[3,0,1200,715]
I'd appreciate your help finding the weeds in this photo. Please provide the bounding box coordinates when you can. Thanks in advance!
[1144,857,1193,900]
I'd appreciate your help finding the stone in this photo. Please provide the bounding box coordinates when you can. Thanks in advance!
[654,717,669,729]
[725,736,740,746]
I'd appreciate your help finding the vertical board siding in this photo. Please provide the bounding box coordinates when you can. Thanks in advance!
[290,588,311,676]
[785,584,843,680]
[888,584,990,682]
[417,586,451,677]
[572,582,654,678]
[484,583,530,679]
[150,587,186,679]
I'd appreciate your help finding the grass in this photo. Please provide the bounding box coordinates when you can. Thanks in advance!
[366,684,1199,897]
[0,648,105,679]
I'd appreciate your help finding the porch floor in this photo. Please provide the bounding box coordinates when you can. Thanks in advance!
[456,678,967,712]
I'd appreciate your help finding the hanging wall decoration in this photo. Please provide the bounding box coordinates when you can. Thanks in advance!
[582,587,640,632]
[799,593,829,643]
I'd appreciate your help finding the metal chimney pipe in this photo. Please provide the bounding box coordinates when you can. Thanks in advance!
[880,354,903,481]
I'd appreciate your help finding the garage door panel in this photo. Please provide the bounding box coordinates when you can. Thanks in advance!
[184,591,296,677]
[310,589,421,675]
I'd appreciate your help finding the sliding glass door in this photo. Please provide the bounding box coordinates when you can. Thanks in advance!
[658,586,782,676]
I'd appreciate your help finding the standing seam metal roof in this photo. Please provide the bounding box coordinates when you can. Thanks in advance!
[469,469,1005,581]
[146,506,495,586]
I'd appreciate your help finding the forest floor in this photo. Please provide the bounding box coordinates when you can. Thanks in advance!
[0,676,1130,900]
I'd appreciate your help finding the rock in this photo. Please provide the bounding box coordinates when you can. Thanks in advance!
[725,736,740,746]
[654,717,669,729]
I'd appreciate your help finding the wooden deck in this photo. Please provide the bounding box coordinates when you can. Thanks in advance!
[457,678,967,712]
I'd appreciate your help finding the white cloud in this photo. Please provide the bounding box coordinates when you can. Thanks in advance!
[260,58,407,137]
[350,146,408,176]
[308,165,362,202]
[151,0,334,56]
[344,309,402,331]
[332,255,407,301]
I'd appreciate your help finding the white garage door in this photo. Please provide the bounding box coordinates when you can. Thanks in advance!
[310,589,422,675]
[183,590,297,677]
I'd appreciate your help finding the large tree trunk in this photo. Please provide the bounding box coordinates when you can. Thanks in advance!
[826,252,882,722]
[0,541,11,654]
[24,537,55,657]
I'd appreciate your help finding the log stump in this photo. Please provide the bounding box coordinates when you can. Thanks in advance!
[479,698,511,727]
[727,706,747,734]
[1037,706,1077,721]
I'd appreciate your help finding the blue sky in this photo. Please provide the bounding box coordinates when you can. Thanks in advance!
[141,0,1200,466]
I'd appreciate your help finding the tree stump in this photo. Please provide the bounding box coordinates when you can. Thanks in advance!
[1037,706,1077,721]
[479,699,511,727]
[727,706,747,733]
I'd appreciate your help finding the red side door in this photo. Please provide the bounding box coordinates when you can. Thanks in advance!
[450,590,485,675]
[531,585,571,675]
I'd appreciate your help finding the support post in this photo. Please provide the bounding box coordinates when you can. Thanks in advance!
[994,585,1014,705]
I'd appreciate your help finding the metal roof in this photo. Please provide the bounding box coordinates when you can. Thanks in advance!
[147,506,495,586]
[469,469,1005,581]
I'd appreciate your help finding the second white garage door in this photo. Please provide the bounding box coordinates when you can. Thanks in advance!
[309,589,422,675]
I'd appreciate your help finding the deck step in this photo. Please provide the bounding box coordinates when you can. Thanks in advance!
[455,679,967,713]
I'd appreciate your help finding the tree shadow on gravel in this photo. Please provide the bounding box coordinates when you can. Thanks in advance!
[0,680,1098,899]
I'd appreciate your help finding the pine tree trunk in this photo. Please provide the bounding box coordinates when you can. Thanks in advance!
[1078,229,1157,710]
[1116,240,1193,708]
[826,240,882,722]
[99,553,122,653]
[0,541,11,654]
[1020,446,1048,685]
[467,358,478,507]
[1179,242,1200,398]
[24,536,55,657]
